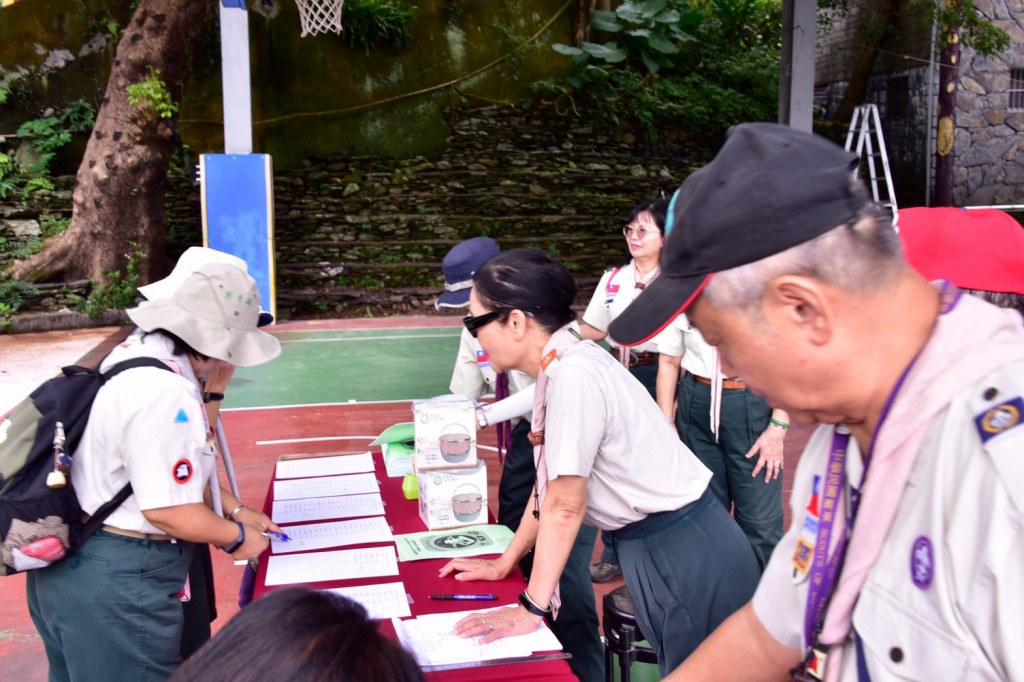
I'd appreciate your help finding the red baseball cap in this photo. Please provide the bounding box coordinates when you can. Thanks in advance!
[897,207,1024,295]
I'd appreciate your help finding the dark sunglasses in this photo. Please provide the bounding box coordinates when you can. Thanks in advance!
[463,309,509,338]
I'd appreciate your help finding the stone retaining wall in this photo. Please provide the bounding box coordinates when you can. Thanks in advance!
[2,104,713,321]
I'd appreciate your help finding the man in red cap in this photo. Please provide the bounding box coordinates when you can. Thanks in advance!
[610,123,1024,681]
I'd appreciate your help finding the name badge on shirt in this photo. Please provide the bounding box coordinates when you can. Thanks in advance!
[791,475,821,582]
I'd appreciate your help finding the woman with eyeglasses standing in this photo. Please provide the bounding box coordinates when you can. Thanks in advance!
[579,199,668,583]
[440,249,759,676]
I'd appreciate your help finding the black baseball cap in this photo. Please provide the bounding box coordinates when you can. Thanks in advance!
[609,122,866,346]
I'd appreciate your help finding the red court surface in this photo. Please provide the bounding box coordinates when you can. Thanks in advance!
[0,318,812,681]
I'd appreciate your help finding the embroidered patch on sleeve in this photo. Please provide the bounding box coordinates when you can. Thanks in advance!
[974,397,1024,443]
[173,459,194,483]
[174,408,189,424]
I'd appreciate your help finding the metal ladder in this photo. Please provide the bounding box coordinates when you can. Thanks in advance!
[844,104,898,222]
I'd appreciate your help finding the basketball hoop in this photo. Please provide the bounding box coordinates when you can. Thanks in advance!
[295,0,344,37]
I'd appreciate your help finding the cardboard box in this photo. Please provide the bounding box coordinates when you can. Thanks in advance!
[418,462,488,530]
[413,395,477,471]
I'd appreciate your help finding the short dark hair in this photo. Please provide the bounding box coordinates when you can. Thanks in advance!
[962,289,1024,318]
[145,329,211,363]
[627,199,669,235]
[170,588,423,682]
[472,249,577,334]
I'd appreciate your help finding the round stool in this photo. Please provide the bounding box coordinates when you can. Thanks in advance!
[602,585,658,682]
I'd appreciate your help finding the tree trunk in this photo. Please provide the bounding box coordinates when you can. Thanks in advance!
[831,0,902,123]
[933,28,960,206]
[10,0,214,284]
[571,0,597,47]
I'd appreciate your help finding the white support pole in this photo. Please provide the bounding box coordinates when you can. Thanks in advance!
[219,2,253,154]
[779,0,817,132]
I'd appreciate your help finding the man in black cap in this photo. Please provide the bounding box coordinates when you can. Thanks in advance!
[611,123,1024,681]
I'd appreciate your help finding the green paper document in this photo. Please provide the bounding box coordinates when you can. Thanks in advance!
[395,524,514,562]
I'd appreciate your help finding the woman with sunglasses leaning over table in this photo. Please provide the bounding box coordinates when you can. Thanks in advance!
[440,248,760,676]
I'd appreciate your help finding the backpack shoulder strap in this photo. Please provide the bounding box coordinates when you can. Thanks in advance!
[77,357,175,539]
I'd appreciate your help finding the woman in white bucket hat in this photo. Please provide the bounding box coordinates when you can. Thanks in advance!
[27,262,281,682]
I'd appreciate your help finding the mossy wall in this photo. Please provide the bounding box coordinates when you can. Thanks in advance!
[1,0,574,169]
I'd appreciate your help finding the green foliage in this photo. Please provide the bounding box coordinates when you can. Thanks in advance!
[39,215,70,238]
[0,278,39,331]
[0,153,18,200]
[544,0,782,138]
[7,99,96,197]
[343,0,416,55]
[0,71,25,105]
[126,67,179,120]
[84,244,146,317]
[926,0,1010,53]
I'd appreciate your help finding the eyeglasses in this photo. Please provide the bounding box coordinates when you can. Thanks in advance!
[463,309,509,338]
[622,226,661,239]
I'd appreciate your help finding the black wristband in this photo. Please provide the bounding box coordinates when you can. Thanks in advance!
[202,392,225,404]
[518,589,552,618]
[220,521,245,554]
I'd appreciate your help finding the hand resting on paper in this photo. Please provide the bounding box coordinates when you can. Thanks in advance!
[451,604,543,644]
[437,555,514,583]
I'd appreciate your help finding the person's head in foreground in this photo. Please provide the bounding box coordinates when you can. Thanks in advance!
[435,237,501,310]
[126,261,281,370]
[170,587,424,682]
[609,122,935,433]
[897,206,1024,316]
[464,247,578,373]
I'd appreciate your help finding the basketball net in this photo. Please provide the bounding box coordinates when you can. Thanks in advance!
[295,0,344,36]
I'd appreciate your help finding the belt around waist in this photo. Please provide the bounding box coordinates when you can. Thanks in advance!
[608,347,659,367]
[83,513,174,542]
[99,526,175,542]
[612,488,716,541]
[692,374,747,390]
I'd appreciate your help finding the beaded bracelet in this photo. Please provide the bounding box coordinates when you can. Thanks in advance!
[769,418,790,429]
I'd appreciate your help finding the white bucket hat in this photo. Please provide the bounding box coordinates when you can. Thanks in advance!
[139,246,274,326]
[127,262,281,367]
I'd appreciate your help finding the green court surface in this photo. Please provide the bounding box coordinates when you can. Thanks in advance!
[224,326,464,408]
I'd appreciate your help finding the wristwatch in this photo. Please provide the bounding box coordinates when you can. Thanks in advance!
[219,521,245,554]
[475,407,488,429]
[518,589,552,618]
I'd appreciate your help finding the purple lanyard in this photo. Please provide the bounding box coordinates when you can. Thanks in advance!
[802,280,962,651]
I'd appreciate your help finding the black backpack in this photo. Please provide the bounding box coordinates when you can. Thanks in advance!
[0,357,173,575]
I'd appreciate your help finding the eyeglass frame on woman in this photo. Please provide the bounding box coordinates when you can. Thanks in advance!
[622,226,661,239]
[463,308,535,338]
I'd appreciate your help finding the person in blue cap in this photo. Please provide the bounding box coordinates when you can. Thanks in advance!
[437,237,603,682]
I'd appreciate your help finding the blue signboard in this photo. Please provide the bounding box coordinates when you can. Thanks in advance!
[200,153,276,320]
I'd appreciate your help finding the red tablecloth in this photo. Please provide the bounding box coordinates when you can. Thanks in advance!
[253,451,577,682]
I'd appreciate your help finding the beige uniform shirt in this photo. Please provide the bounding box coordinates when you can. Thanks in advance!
[583,263,661,354]
[542,341,711,529]
[650,313,716,378]
[753,361,1024,681]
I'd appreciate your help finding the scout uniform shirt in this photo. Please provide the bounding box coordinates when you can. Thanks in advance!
[651,313,716,378]
[541,341,711,530]
[449,328,534,425]
[752,361,1024,681]
[75,333,216,535]
[583,263,661,354]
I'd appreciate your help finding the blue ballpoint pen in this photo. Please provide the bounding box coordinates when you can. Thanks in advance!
[261,530,290,541]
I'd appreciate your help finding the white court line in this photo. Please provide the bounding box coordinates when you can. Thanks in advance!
[276,332,461,344]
